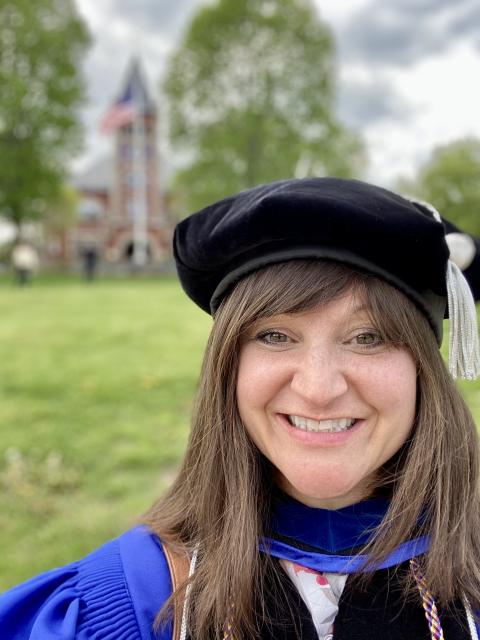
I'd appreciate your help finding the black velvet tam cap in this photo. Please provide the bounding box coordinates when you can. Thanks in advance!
[173,177,450,341]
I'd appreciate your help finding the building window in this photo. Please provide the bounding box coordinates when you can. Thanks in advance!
[78,197,104,220]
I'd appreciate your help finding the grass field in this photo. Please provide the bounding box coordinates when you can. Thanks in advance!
[1,274,479,591]
[0,274,211,590]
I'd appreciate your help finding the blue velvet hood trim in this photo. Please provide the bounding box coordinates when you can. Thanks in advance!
[261,496,429,573]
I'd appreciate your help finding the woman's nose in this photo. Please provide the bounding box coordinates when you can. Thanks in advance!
[290,348,349,406]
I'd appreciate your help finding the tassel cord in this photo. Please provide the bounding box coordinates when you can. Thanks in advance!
[179,546,199,640]
[463,594,480,640]
[447,261,480,380]
[411,557,480,640]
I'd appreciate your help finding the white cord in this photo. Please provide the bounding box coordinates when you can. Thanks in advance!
[406,196,442,224]
[179,546,199,640]
[463,594,479,640]
[447,261,480,379]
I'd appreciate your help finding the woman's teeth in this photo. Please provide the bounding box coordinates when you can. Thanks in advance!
[288,415,356,432]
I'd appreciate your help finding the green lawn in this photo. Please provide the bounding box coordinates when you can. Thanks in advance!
[0,275,479,590]
[0,275,211,589]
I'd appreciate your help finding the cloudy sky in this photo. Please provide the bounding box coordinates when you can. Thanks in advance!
[75,0,480,188]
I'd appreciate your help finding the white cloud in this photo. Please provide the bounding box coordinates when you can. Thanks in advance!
[363,41,480,185]
[73,0,480,187]
[313,0,371,26]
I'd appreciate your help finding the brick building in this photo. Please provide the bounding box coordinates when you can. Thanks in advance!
[52,59,171,270]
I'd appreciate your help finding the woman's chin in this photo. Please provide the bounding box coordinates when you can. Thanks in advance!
[279,473,371,510]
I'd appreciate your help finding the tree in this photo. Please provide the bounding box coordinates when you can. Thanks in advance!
[164,0,365,212]
[397,138,480,236]
[0,0,90,233]
[43,184,79,232]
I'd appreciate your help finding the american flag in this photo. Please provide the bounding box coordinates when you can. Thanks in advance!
[100,88,137,134]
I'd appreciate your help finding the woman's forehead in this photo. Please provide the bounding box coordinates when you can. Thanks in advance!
[249,290,373,326]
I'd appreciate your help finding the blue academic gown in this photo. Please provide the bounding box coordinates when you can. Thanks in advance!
[0,498,474,639]
[0,527,173,639]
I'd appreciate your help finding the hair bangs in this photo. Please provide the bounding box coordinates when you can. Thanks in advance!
[218,259,432,352]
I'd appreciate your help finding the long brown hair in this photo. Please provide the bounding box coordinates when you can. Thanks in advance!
[144,260,480,639]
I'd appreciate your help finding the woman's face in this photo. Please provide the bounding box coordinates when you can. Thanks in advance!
[236,291,417,509]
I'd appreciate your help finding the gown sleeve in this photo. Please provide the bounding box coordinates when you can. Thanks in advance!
[0,526,173,640]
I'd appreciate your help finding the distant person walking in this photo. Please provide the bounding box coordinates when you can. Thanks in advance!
[81,246,99,281]
[11,242,39,286]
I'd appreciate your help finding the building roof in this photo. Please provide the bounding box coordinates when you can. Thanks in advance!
[70,155,172,193]
[115,57,156,115]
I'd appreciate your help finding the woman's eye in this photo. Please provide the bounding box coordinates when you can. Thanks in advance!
[352,331,384,348]
[256,330,290,345]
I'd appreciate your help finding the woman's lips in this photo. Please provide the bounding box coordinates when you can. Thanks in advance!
[277,413,365,446]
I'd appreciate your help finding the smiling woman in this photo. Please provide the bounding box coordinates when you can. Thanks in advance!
[2,178,480,640]
[236,279,417,511]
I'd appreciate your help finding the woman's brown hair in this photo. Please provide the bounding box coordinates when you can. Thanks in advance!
[144,259,480,639]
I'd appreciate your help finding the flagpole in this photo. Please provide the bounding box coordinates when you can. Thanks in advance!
[132,101,148,267]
